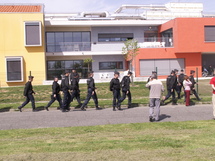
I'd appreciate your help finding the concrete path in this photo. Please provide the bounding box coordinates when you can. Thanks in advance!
[0,104,214,130]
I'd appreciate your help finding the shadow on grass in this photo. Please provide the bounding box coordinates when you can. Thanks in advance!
[0,107,12,113]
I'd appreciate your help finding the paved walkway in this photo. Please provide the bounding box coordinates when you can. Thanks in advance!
[0,104,214,130]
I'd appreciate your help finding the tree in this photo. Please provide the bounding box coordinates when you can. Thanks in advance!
[122,39,140,83]
[83,58,94,72]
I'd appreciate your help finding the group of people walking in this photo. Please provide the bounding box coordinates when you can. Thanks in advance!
[18,68,209,122]
[18,70,133,113]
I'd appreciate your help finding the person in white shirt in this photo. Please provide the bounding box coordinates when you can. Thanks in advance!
[146,75,164,122]
[183,75,192,106]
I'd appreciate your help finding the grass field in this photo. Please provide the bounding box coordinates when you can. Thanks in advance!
[0,79,213,110]
[0,120,215,160]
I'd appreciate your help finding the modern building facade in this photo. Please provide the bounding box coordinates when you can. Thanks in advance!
[1,2,215,87]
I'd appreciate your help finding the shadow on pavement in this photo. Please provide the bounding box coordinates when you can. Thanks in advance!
[159,114,171,121]
[36,106,45,111]
[0,107,12,113]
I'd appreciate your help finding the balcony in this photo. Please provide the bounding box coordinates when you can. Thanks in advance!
[46,37,173,53]
[46,42,91,52]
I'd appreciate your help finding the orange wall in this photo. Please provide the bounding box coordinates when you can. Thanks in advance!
[135,18,215,78]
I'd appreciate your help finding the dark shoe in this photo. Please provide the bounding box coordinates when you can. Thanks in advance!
[128,105,132,108]
[160,100,165,105]
[81,108,86,111]
[197,98,202,101]
[57,107,61,110]
[172,103,178,105]
[62,109,68,112]
[32,108,37,112]
[154,119,160,122]
[149,116,154,122]
[96,107,102,110]
[117,105,123,110]
[44,106,49,111]
[18,107,22,112]
[113,107,116,111]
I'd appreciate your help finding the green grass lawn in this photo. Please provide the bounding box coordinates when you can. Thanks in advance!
[0,79,213,110]
[0,120,215,160]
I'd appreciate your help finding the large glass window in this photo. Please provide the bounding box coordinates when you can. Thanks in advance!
[47,60,90,80]
[205,26,215,42]
[46,32,91,52]
[98,33,133,42]
[6,57,23,82]
[99,62,123,70]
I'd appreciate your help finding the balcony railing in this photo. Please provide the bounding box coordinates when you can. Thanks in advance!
[140,37,173,48]
[46,42,91,52]
[46,37,173,53]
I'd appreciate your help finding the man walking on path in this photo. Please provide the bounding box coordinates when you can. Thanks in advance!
[189,70,201,101]
[70,75,82,108]
[18,76,36,112]
[177,69,185,99]
[210,71,215,120]
[80,71,101,111]
[118,71,132,108]
[110,71,122,111]
[146,75,164,122]
[61,70,71,112]
[162,71,177,105]
[44,77,62,111]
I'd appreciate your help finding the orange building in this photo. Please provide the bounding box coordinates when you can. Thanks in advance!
[135,18,215,78]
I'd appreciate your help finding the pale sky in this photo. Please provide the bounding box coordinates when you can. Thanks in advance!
[0,0,214,13]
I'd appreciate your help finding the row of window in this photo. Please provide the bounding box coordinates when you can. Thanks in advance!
[5,57,123,82]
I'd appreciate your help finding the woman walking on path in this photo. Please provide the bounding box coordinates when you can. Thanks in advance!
[183,75,192,106]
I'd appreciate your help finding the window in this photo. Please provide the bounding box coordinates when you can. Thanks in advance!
[6,57,23,82]
[24,21,42,46]
[99,62,123,70]
[47,60,90,80]
[205,26,215,42]
[98,33,133,42]
[46,32,91,52]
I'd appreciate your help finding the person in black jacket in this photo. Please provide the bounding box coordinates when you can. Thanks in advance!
[118,71,132,108]
[61,70,71,112]
[110,71,122,111]
[189,70,201,101]
[70,76,82,108]
[44,77,62,111]
[161,71,177,105]
[18,76,36,112]
[177,69,185,99]
[80,71,100,111]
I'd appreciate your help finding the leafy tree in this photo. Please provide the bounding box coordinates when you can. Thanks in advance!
[84,58,94,72]
[122,39,140,83]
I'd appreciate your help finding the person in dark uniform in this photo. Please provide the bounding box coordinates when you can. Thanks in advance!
[110,71,122,111]
[189,70,201,101]
[80,71,100,111]
[177,69,185,99]
[18,76,36,112]
[70,76,82,108]
[61,70,71,112]
[118,71,132,108]
[161,71,177,105]
[71,69,80,82]
[44,76,62,111]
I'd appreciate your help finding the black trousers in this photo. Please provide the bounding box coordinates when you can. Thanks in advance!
[176,85,183,98]
[112,89,121,107]
[82,88,98,108]
[70,90,81,105]
[46,94,62,108]
[20,94,35,109]
[191,88,200,100]
[118,90,132,106]
[62,90,71,109]
[164,89,176,101]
